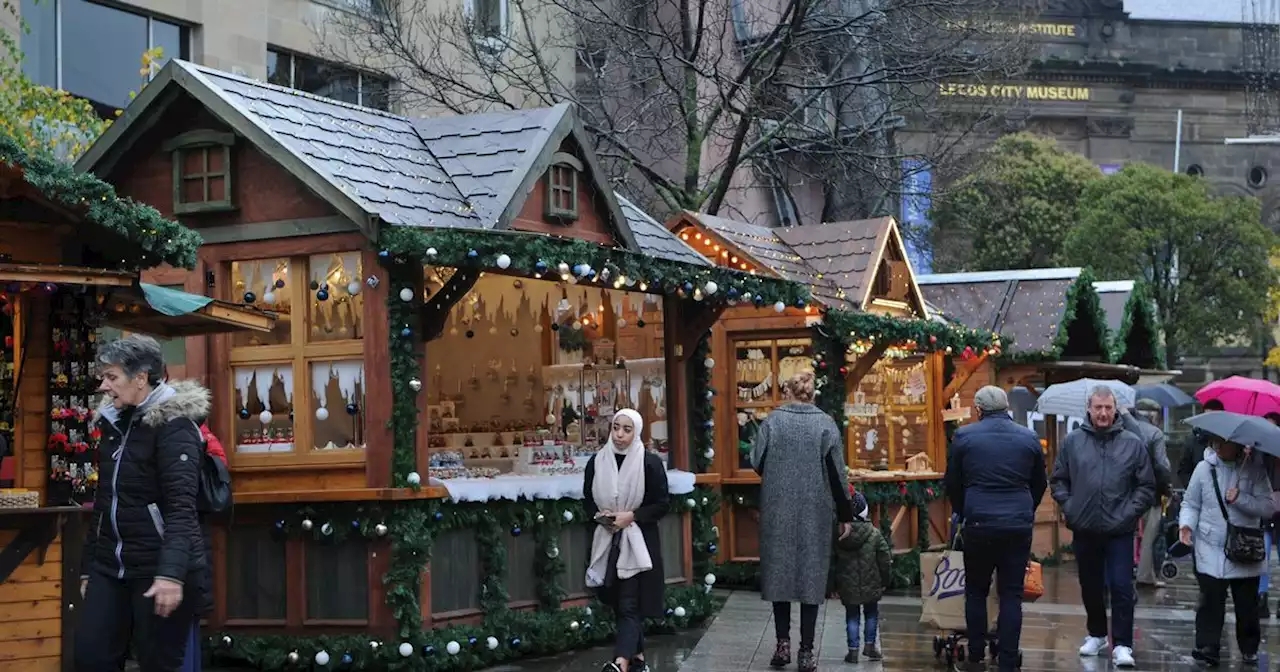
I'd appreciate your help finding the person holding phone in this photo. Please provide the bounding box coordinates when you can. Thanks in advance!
[584,409,670,672]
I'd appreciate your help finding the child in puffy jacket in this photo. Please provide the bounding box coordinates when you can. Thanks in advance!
[831,492,892,663]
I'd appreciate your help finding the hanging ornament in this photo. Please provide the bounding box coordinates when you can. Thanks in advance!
[315,407,329,421]
[617,318,627,328]
[510,328,520,337]
[486,637,499,650]
[466,249,479,260]
[674,606,687,618]
[488,326,498,335]
[536,513,546,523]
[399,287,415,302]
[263,291,277,304]
[465,330,475,339]
[704,281,718,295]
[315,651,331,666]
[321,522,333,536]
[511,524,522,536]
[422,645,435,655]
[685,498,696,508]
[546,544,560,558]
[243,291,256,304]
[704,357,715,369]
[401,327,412,338]
[302,518,314,531]
[258,410,273,425]
[569,621,580,631]
[637,319,646,328]
[511,638,522,648]
[571,321,582,331]
[317,288,329,301]
[274,278,286,289]
[347,281,362,296]
[774,301,786,313]
[409,378,423,392]
[584,607,593,616]
[535,260,549,274]
[374,523,388,536]
[704,573,717,586]
[704,448,715,459]
[399,642,414,657]
[446,641,461,655]
[563,511,575,522]
[426,247,438,258]
[407,472,422,486]
[370,641,382,651]
[534,324,544,333]
[496,254,512,269]
[310,280,320,291]
[221,635,233,647]
[346,402,359,415]
[238,408,250,420]
[287,651,300,664]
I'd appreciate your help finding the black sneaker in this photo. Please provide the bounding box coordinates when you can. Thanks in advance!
[843,650,858,664]
[862,644,882,661]
[601,662,624,672]
[1241,652,1258,666]
[632,659,651,672]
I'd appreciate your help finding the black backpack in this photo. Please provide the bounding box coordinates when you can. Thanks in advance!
[191,420,233,514]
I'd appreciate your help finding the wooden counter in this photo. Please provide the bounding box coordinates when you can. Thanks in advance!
[0,506,89,672]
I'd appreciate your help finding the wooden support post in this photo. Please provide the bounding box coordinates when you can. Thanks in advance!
[845,341,890,389]
[941,351,989,401]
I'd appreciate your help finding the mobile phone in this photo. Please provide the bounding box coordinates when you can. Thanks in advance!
[594,512,616,525]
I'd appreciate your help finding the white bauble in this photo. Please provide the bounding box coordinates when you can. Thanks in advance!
[685,498,696,508]
[486,636,499,650]
[409,378,423,392]
[583,607,593,617]
[347,281,362,296]
[774,301,786,313]
[301,518,314,531]
[321,522,333,536]
[569,621,580,631]
[704,448,715,459]
[496,254,512,269]
[704,358,715,369]
[399,287,415,302]
[446,641,461,655]
[262,291,276,304]
[287,651,300,664]
[315,407,329,421]
[704,573,717,586]
[563,511,574,522]
[427,247,438,257]
[557,262,571,275]
[674,606,686,617]
[258,409,273,425]
[704,281,718,295]
[399,642,414,657]
[407,472,422,486]
[315,651,331,666]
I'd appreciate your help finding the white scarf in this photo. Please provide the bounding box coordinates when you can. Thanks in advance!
[586,409,652,587]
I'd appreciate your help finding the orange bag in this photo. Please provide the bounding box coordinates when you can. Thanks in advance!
[1023,561,1044,602]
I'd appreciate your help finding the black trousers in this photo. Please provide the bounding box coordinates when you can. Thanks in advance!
[962,529,1032,671]
[1194,573,1261,658]
[75,570,198,672]
[773,601,819,649]
[613,576,646,660]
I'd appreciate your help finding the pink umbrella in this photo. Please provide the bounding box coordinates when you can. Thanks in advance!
[1194,376,1280,417]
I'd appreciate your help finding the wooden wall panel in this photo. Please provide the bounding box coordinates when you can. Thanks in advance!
[0,532,64,671]
[16,297,50,498]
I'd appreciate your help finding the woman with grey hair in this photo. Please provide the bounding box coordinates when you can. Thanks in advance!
[74,334,210,672]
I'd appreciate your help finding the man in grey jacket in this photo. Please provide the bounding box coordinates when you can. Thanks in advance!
[1125,399,1173,588]
[1051,385,1156,669]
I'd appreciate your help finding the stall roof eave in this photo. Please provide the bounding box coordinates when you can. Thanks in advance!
[99,283,276,337]
[0,263,136,287]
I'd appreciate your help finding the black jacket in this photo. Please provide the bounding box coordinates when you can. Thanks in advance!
[82,381,209,585]
[1177,431,1210,489]
[582,452,670,618]
[945,413,1047,533]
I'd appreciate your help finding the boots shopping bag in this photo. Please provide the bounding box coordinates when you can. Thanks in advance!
[1023,560,1044,602]
[919,550,998,632]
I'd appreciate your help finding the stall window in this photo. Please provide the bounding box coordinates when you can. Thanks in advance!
[544,152,582,221]
[229,253,365,460]
[162,130,235,215]
[732,336,813,472]
[845,356,930,470]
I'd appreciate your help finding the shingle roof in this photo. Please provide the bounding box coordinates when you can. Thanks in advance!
[79,60,700,266]
[617,196,709,266]
[775,219,891,309]
[918,269,1086,355]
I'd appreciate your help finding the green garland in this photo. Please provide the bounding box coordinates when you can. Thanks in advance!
[815,308,1003,357]
[0,134,201,270]
[1000,267,1110,363]
[691,334,714,473]
[1111,281,1165,369]
[378,227,810,306]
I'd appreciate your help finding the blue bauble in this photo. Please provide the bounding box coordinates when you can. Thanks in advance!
[401,327,412,338]
[238,408,251,419]
[317,289,329,301]
[468,637,478,646]
[275,520,286,530]
[708,543,718,553]
[434,511,444,521]
[342,653,353,664]
[754,295,765,306]
[351,520,361,529]
[795,299,806,309]
[535,260,549,274]
[346,403,359,415]
[378,249,390,258]
[275,278,286,289]
[467,249,479,259]
[727,287,739,299]
[511,525,522,536]
[682,281,694,293]
[422,645,435,655]
[243,292,256,304]
[510,638,521,648]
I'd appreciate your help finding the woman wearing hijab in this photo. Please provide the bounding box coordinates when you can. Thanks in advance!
[583,409,671,672]
[751,371,854,672]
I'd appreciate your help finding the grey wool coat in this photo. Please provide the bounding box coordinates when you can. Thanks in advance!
[750,403,854,604]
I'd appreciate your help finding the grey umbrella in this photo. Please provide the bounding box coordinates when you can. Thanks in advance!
[1135,383,1195,408]
[1183,411,1280,457]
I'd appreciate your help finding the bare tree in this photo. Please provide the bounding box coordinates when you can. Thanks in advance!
[314,0,1041,223]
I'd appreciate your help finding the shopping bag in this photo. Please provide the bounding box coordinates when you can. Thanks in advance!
[1023,561,1044,602]
[919,551,998,631]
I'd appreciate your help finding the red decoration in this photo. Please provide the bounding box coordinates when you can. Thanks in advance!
[47,432,69,453]
[961,346,975,360]
[929,335,937,344]
[838,366,849,376]
[926,487,935,497]
[898,481,907,495]
[2,335,10,349]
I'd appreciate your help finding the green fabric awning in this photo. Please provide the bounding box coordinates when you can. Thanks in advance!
[139,283,214,316]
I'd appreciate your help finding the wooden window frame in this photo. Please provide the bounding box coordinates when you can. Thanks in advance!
[544,152,583,221]
[226,253,366,469]
[728,332,812,480]
[163,130,236,215]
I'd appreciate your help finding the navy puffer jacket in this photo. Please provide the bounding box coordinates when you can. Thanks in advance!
[944,413,1048,533]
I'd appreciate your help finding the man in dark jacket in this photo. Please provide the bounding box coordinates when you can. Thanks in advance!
[1051,385,1155,669]
[945,386,1046,672]
[1124,399,1173,587]
[1177,399,1222,487]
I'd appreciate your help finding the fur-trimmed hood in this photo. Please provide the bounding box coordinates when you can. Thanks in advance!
[97,379,212,428]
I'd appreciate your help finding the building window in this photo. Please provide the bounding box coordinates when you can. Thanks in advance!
[228,253,366,465]
[313,0,392,19]
[266,49,391,111]
[162,131,235,214]
[20,0,190,111]
[466,0,508,44]
[545,153,582,221]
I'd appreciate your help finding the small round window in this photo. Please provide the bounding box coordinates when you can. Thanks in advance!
[1249,166,1268,189]
[1186,164,1204,177]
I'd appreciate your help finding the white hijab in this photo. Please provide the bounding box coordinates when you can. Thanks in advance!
[586,409,652,587]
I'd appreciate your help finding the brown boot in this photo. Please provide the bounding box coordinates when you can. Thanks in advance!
[797,647,816,672]
[769,639,791,668]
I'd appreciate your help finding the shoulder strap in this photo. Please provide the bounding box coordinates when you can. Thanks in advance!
[1210,466,1231,521]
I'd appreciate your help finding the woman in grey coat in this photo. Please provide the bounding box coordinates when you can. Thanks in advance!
[750,371,854,672]
[1179,439,1274,666]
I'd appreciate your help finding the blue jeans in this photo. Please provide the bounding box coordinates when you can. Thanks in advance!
[962,529,1031,670]
[845,602,879,649]
[1075,531,1137,648]
[1259,528,1280,594]
[181,621,202,672]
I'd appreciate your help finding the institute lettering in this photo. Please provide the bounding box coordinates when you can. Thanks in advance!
[938,83,1091,101]
[946,20,1081,38]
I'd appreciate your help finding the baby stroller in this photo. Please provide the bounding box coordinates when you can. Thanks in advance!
[1157,489,1186,580]
[930,516,1024,669]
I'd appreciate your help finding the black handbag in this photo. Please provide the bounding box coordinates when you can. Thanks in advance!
[1211,466,1265,564]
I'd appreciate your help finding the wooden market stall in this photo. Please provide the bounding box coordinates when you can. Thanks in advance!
[69,59,807,669]
[0,138,273,670]
[665,213,999,577]
[918,267,1167,555]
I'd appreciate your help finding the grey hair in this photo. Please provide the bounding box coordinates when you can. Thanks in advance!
[1087,385,1117,405]
[97,334,166,385]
